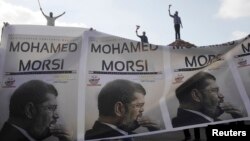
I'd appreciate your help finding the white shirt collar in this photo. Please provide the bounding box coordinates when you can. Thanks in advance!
[183,109,214,122]
[11,124,37,141]
[101,122,128,135]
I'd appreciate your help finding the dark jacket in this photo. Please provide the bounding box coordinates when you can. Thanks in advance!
[85,121,130,140]
[172,108,211,128]
[0,122,30,141]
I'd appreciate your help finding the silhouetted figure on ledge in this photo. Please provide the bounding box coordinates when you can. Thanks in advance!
[168,5,183,40]
[40,8,65,26]
[135,25,148,43]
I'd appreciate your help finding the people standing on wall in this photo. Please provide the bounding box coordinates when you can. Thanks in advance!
[40,8,65,26]
[135,25,149,43]
[168,5,183,40]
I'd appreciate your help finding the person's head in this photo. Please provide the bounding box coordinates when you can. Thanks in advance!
[143,31,146,35]
[176,71,224,119]
[49,12,53,17]
[175,11,178,16]
[98,79,146,132]
[9,80,59,140]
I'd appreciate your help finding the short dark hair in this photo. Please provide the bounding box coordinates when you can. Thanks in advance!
[9,80,58,118]
[98,79,146,116]
[176,71,216,104]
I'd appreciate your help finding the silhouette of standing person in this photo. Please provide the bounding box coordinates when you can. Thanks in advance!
[168,5,183,40]
[135,25,148,43]
[40,8,65,26]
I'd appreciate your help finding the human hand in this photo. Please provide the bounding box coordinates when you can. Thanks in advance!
[136,25,140,30]
[137,116,160,131]
[49,124,73,141]
[168,4,171,10]
[219,102,243,118]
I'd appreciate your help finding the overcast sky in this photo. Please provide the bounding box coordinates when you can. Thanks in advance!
[0,0,249,46]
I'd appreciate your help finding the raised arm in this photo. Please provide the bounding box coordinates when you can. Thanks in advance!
[136,30,140,37]
[40,8,47,17]
[55,12,66,19]
[168,9,173,17]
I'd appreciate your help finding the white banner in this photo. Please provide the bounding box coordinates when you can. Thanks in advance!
[84,32,166,140]
[0,25,87,141]
[0,25,249,141]
[167,39,249,130]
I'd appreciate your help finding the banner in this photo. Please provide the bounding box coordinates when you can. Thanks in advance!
[0,25,87,141]
[231,36,250,100]
[0,25,249,141]
[166,39,249,130]
[83,32,167,140]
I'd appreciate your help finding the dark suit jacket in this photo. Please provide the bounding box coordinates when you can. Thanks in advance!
[0,122,30,141]
[85,121,132,140]
[172,108,211,128]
